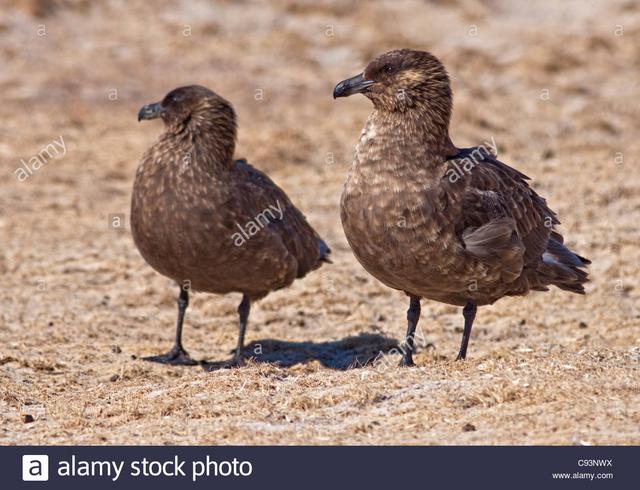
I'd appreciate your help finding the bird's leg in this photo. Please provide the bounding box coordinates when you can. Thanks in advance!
[144,287,197,366]
[399,295,421,367]
[228,294,251,367]
[456,302,477,361]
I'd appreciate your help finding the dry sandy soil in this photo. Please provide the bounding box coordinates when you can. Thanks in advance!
[0,0,639,445]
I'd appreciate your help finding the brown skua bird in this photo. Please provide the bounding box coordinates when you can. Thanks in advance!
[132,85,330,367]
[334,49,590,366]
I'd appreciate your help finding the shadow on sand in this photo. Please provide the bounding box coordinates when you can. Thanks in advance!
[201,332,400,372]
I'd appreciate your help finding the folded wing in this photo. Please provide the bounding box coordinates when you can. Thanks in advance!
[234,158,331,280]
[446,147,589,294]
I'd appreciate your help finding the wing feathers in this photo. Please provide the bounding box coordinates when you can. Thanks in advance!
[449,147,589,295]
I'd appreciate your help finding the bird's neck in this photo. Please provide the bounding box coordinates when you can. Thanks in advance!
[358,109,456,168]
[166,116,237,170]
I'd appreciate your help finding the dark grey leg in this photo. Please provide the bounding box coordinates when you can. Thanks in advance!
[230,294,251,366]
[399,295,421,367]
[456,302,477,360]
[144,287,197,365]
[201,294,251,372]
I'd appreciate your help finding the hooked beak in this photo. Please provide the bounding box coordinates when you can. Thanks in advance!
[138,102,163,121]
[333,73,375,99]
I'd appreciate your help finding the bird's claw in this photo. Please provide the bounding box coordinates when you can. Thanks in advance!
[398,355,416,367]
[143,346,198,366]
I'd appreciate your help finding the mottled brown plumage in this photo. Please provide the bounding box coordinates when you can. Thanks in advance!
[132,85,330,367]
[334,49,590,365]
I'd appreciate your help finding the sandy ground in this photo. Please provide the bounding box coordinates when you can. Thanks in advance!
[0,0,639,445]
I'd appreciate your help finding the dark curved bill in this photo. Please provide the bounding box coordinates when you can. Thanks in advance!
[333,73,375,99]
[138,102,163,121]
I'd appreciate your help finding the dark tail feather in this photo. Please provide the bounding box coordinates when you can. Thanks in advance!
[538,238,590,294]
[549,231,591,266]
[574,253,591,266]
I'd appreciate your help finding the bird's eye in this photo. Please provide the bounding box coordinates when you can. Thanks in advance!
[383,65,394,74]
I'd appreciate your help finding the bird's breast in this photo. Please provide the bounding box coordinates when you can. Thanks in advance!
[130,156,234,285]
[340,115,473,295]
[342,162,462,291]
